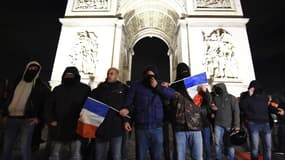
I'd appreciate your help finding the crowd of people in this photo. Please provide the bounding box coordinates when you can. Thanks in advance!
[0,60,284,160]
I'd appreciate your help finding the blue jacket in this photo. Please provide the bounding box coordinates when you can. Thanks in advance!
[125,81,175,129]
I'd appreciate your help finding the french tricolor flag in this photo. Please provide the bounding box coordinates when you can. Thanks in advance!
[183,72,208,99]
[76,97,109,138]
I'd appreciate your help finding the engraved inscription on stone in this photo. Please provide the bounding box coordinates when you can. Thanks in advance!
[69,31,98,75]
[195,0,232,9]
[73,0,109,11]
[202,28,238,80]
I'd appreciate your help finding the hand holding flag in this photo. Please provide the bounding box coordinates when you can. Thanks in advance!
[171,72,208,98]
[76,97,130,138]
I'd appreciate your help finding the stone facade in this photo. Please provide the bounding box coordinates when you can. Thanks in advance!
[50,0,255,96]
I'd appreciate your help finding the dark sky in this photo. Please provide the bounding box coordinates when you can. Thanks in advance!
[0,0,284,93]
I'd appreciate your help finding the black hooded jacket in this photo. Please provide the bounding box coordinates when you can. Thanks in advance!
[212,83,240,128]
[45,67,91,142]
[240,80,272,123]
[91,81,128,140]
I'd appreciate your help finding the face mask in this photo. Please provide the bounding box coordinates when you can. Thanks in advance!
[63,78,76,85]
[214,87,223,95]
[143,74,156,87]
[146,74,155,80]
[24,70,38,82]
[180,70,190,78]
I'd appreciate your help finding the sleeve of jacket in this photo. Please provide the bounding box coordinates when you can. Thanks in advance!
[123,82,137,112]
[269,96,280,114]
[2,78,21,117]
[239,92,249,113]
[201,90,213,115]
[231,96,240,128]
[44,89,57,124]
[154,84,175,100]
[36,82,51,120]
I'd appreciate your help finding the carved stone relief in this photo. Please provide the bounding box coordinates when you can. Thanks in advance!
[69,31,98,76]
[202,28,239,80]
[195,0,233,9]
[73,0,110,11]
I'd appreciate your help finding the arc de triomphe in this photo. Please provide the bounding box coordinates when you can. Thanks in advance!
[50,0,255,96]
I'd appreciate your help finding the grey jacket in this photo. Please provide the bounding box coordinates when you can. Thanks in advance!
[213,83,240,128]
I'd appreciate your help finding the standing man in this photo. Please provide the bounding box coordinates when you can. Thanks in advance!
[240,80,272,160]
[170,62,204,160]
[195,85,213,160]
[45,66,91,160]
[211,83,240,160]
[1,61,50,160]
[271,90,285,153]
[91,67,128,160]
[119,65,175,160]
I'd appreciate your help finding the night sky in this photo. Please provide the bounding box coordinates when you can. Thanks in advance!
[0,0,284,94]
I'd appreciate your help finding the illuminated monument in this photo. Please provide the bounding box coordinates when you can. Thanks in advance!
[50,0,255,96]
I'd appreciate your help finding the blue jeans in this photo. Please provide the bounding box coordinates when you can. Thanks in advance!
[202,127,212,160]
[175,131,203,160]
[215,125,235,160]
[247,122,272,160]
[95,136,122,160]
[1,117,35,160]
[49,140,82,160]
[135,127,163,160]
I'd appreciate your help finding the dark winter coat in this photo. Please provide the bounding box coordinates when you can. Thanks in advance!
[124,81,175,129]
[239,80,275,124]
[45,67,91,142]
[240,92,271,123]
[91,81,128,140]
[199,90,213,128]
[170,93,202,131]
[212,83,240,128]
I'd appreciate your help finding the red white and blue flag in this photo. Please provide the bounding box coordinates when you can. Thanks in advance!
[183,72,208,101]
[76,97,109,138]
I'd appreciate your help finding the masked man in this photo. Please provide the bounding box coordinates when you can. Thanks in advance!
[45,66,91,160]
[120,65,175,160]
[1,61,50,160]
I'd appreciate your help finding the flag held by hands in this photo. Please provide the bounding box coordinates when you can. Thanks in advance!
[183,72,208,100]
[76,97,109,138]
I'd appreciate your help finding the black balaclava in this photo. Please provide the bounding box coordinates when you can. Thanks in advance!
[142,65,159,87]
[173,62,191,100]
[23,63,41,82]
[248,80,263,95]
[176,62,190,81]
[213,86,223,96]
[62,66,81,86]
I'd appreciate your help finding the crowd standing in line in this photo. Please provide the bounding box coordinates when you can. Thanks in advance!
[0,61,284,160]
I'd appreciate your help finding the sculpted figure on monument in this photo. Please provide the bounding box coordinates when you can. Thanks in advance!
[202,28,239,79]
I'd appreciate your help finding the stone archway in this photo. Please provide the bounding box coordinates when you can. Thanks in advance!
[119,0,183,82]
[131,37,170,81]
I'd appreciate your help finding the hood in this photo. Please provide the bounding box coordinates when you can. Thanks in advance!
[22,61,41,83]
[248,80,261,89]
[61,66,81,84]
[176,62,190,81]
[213,83,228,95]
[143,65,159,77]
[248,80,263,95]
